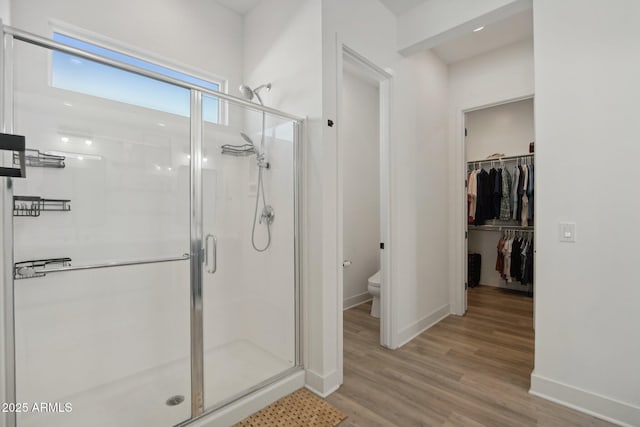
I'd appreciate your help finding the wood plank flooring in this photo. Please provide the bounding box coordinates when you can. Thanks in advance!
[327,286,614,427]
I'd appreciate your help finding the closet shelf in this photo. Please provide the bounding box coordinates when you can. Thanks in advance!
[469,225,534,232]
[13,196,71,217]
[14,258,72,280]
[13,149,65,168]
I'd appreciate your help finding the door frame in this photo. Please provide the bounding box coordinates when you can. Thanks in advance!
[336,41,394,382]
[453,94,535,315]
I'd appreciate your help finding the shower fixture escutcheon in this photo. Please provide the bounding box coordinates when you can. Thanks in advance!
[261,205,275,225]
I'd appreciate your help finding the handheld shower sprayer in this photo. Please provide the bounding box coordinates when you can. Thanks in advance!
[237,82,274,252]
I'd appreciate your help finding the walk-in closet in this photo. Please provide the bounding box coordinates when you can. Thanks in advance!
[465,98,535,295]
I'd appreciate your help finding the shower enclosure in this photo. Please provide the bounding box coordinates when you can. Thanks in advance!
[0,25,302,427]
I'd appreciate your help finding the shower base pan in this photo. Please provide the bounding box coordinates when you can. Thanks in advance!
[17,340,297,427]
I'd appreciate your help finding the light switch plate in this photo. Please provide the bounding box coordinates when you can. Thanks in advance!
[559,222,576,242]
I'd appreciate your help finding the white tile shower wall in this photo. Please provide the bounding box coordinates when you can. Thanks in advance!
[239,118,296,365]
[202,108,297,373]
[341,69,380,308]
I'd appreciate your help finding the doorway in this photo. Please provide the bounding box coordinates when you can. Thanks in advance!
[462,97,536,321]
[337,44,393,384]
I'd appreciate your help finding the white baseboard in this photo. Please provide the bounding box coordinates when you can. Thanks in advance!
[343,292,372,310]
[530,372,640,427]
[396,304,450,348]
[305,368,341,398]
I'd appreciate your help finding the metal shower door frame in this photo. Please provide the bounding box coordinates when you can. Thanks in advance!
[0,23,303,427]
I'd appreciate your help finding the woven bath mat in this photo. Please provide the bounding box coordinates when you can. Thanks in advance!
[234,388,347,426]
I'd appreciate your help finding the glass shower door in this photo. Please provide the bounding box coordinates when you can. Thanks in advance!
[9,38,192,427]
[4,27,301,427]
[200,96,298,410]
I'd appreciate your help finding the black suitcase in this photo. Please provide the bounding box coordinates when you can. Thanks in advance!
[468,253,481,288]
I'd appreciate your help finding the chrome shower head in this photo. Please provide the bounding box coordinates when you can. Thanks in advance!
[238,83,271,106]
[239,85,254,101]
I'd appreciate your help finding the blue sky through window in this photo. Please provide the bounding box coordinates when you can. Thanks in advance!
[52,33,220,122]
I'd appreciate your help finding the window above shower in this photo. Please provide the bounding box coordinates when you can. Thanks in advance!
[51,32,222,123]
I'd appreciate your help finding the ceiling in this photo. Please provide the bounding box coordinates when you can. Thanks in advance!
[431,9,533,64]
[378,0,427,16]
[217,0,428,16]
[215,0,261,15]
[214,0,531,66]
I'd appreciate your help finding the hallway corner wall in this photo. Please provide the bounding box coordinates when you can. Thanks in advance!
[531,1,640,425]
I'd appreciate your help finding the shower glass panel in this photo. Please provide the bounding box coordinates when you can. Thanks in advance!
[201,97,297,410]
[10,39,192,427]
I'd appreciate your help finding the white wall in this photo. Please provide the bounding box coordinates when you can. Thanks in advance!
[341,69,379,309]
[0,0,9,24]
[447,38,534,314]
[465,98,534,160]
[530,1,640,425]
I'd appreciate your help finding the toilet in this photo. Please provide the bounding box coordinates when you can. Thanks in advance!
[367,270,381,318]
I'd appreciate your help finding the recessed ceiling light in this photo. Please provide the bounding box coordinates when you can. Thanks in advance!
[155,164,161,170]
[473,26,485,32]
[77,156,84,161]
[187,154,191,160]
[203,157,208,163]
[167,167,172,171]
[63,102,73,107]
[61,137,70,143]
[157,122,166,127]
[85,139,92,146]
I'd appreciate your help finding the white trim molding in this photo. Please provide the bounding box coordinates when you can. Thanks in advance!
[396,304,450,348]
[304,369,341,398]
[343,293,372,311]
[530,373,640,427]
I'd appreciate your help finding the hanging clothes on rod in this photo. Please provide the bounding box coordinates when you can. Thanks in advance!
[494,229,534,286]
[467,154,533,226]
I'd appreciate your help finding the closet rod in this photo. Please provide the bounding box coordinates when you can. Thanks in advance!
[467,153,534,164]
[468,225,534,232]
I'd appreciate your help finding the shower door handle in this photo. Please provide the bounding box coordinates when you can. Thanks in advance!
[205,234,217,274]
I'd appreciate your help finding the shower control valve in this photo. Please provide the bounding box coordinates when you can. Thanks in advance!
[260,205,275,225]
